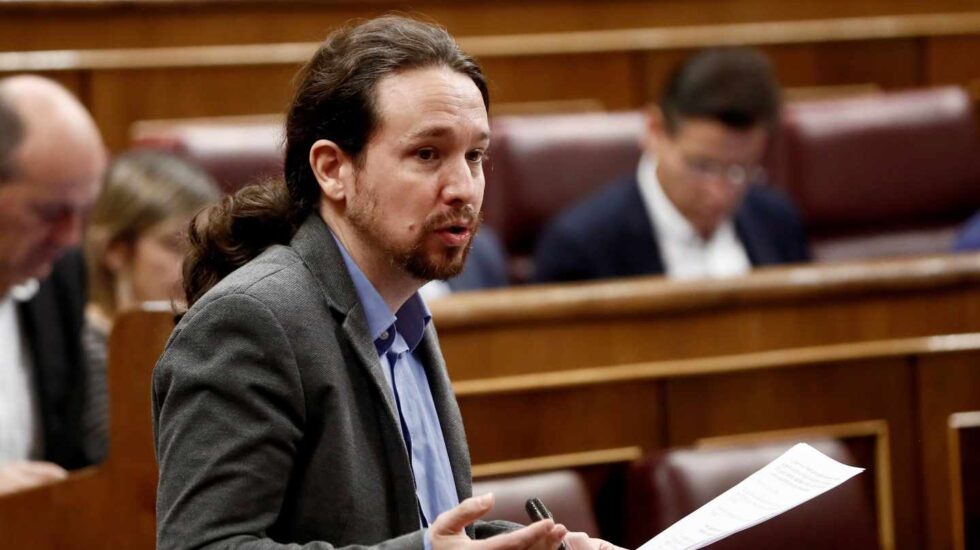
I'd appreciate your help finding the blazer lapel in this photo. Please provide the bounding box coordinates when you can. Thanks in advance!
[289,214,413,479]
[15,251,88,469]
[734,188,777,266]
[621,179,666,275]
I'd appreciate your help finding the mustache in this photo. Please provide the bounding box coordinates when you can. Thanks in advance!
[426,204,481,231]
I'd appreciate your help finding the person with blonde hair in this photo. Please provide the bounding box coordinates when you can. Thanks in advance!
[82,149,219,462]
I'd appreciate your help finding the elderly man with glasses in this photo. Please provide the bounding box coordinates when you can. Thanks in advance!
[534,47,810,282]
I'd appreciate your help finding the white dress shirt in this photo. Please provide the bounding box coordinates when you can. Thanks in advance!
[636,154,751,280]
[0,280,43,465]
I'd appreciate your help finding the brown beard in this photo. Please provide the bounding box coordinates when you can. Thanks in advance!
[345,176,481,282]
[399,205,481,281]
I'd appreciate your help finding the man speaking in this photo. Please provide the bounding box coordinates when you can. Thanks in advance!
[153,15,617,550]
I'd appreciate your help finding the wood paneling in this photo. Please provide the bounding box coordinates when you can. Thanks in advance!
[87,65,299,151]
[1,12,977,150]
[480,53,641,112]
[4,0,980,52]
[460,381,663,464]
[915,353,980,550]
[455,337,980,549]
[433,254,980,380]
[925,36,980,87]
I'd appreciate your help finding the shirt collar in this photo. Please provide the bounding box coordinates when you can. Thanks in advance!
[331,232,431,356]
[5,279,40,303]
[636,152,702,245]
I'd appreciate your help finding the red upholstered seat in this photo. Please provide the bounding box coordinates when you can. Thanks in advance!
[768,87,980,261]
[484,111,645,262]
[131,87,980,272]
[131,116,284,194]
[625,440,879,549]
[472,470,600,536]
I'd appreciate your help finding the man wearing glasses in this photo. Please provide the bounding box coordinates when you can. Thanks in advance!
[534,47,810,282]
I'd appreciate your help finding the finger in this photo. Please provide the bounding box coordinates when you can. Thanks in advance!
[588,537,629,550]
[473,520,559,550]
[562,532,592,550]
[17,462,68,481]
[0,462,66,495]
[524,523,569,550]
[431,493,495,536]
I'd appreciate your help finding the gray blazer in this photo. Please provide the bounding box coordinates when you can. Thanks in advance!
[153,214,505,549]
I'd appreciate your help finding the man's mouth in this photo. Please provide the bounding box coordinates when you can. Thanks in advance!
[434,223,473,247]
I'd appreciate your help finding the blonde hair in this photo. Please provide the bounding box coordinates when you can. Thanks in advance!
[85,150,220,317]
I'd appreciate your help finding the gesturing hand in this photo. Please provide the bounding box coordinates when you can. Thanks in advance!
[431,494,568,550]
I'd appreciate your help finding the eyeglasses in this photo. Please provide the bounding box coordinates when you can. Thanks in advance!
[679,154,767,187]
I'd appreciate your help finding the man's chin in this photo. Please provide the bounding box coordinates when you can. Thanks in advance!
[405,247,468,282]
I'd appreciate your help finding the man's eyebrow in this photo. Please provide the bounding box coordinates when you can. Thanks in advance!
[405,125,490,142]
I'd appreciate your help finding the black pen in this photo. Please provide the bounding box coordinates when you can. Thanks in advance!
[525,497,567,550]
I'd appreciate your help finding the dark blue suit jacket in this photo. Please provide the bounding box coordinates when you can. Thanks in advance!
[954,212,980,251]
[533,175,810,283]
[16,249,92,469]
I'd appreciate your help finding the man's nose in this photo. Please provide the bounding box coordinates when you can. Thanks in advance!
[441,157,480,205]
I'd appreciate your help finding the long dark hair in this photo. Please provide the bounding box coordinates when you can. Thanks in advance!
[182,16,489,307]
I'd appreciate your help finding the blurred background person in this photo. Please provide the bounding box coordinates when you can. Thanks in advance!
[81,150,220,463]
[0,75,106,495]
[533,47,810,283]
[954,211,980,252]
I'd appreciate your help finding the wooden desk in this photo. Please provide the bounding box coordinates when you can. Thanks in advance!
[432,254,980,380]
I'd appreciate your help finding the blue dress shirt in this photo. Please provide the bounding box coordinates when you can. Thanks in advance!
[333,234,460,532]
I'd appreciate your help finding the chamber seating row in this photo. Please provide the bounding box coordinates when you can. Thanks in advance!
[133,85,980,280]
[8,304,980,548]
[474,438,878,549]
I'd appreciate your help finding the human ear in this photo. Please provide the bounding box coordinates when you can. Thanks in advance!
[644,105,667,153]
[309,139,352,202]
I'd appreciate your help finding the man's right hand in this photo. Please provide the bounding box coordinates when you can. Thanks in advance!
[0,461,68,496]
[431,494,568,550]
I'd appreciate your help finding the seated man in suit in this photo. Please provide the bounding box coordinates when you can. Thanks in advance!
[0,76,107,494]
[534,48,809,283]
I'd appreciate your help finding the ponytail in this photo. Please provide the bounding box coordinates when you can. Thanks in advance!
[182,181,304,307]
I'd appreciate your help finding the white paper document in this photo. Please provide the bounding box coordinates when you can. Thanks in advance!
[637,443,865,550]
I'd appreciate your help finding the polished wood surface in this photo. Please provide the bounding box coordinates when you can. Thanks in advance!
[433,254,980,380]
[1,12,979,150]
[3,0,980,52]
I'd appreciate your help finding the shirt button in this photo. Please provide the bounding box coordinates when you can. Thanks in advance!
[380,330,389,340]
